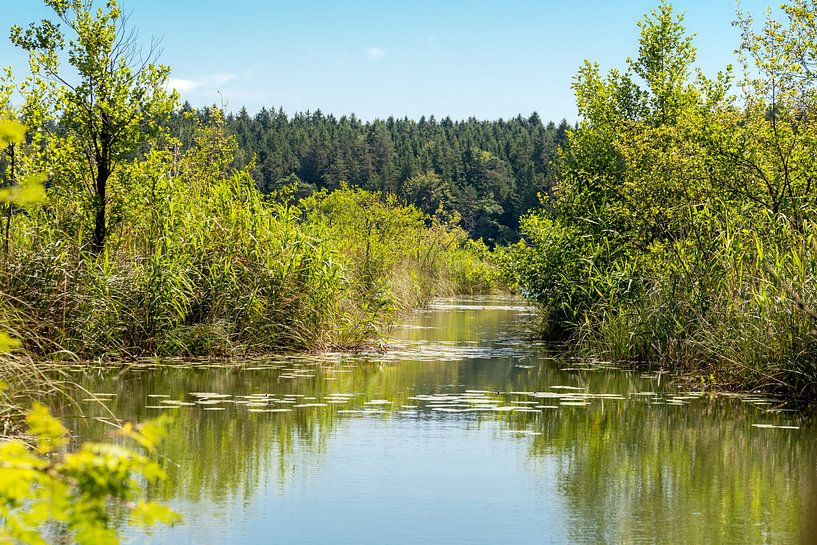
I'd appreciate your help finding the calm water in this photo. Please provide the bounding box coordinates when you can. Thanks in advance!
[60,296,817,545]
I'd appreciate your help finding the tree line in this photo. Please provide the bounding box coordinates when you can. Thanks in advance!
[168,106,569,244]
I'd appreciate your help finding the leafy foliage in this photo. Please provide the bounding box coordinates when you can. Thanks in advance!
[0,120,44,354]
[11,0,177,253]
[171,106,569,244]
[503,0,817,397]
[0,405,180,545]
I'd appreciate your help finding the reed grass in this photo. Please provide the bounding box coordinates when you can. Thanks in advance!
[0,117,501,365]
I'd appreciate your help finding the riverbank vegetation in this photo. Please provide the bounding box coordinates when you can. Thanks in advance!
[1,113,497,359]
[502,0,817,398]
[2,0,816,541]
[0,1,499,364]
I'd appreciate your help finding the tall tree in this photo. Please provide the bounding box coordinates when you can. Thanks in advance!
[11,0,177,252]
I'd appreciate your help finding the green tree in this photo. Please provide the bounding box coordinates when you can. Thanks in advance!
[505,1,709,330]
[10,0,177,253]
[402,170,452,215]
[219,108,563,241]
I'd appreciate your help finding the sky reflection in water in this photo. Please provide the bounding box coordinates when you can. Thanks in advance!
[61,296,817,545]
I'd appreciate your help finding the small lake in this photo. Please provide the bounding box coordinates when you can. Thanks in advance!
[60,296,816,544]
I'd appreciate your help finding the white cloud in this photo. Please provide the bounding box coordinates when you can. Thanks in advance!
[365,47,386,61]
[167,78,197,92]
[167,72,238,93]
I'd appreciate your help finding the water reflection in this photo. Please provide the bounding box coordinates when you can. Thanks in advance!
[58,296,816,545]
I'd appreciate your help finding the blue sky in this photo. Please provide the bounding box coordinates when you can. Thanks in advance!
[1,0,774,121]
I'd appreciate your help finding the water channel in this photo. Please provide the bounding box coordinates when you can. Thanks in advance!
[61,296,816,544]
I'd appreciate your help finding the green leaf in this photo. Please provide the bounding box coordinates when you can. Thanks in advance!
[24,403,68,455]
[0,174,47,205]
[0,119,26,147]
[128,501,182,528]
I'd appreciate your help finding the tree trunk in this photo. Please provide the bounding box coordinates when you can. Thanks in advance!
[3,144,14,255]
[93,118,112,254]
[92,164,108,254]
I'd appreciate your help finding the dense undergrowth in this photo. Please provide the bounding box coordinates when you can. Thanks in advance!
[0,114,498,361]
[502,1,817,399]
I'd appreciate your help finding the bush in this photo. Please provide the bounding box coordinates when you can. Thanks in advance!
[502,1,817,398]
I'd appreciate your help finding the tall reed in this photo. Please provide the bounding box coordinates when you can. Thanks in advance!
[0,116,500,361]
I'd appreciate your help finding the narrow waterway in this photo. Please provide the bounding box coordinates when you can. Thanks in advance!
[62,296,816,544]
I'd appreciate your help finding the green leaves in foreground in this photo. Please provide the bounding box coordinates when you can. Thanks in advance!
[0,405,181,545]
[0,173,46,207]
[0,120,44,351]
[0,120,25,148]
[0,120,45,207]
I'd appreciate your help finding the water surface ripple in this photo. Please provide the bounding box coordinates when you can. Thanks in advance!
[63,296,816,545]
